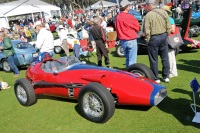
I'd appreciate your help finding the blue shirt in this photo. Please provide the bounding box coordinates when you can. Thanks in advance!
[169,17,175,25]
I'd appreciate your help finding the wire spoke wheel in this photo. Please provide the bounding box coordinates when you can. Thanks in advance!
[82,92,104,118]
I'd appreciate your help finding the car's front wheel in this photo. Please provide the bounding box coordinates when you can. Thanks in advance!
[54,46,63,54]
[2,59,12,72]
[116,45,124,57]
[127,63,154,80]
[14,78,37,106]
[78,82,115,123]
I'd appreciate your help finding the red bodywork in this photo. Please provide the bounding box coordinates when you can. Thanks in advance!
[26,60,166,106]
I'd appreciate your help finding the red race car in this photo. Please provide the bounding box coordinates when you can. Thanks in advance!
[14,56,167,123]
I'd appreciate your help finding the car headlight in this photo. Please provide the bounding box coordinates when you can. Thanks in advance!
[154,89,167,105]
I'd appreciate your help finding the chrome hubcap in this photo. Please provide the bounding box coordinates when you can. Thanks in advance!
[82,92,104,118]
[16,85,27,103]
[3,61,10,71]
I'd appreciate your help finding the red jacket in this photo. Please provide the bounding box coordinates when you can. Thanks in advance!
[115,12,140,40]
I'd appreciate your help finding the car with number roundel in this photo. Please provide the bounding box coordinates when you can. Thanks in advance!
[0,40,38,72]
[14,56,167,123]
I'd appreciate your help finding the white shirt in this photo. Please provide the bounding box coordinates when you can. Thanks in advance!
[58,29,68,42]
[101,20,107,30]
[35,28,54,53]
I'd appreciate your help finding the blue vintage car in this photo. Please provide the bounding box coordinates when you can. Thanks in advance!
[129,9,142,22]
[0,40,38,72]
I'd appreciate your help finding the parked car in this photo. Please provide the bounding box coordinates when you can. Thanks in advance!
[53,34,80,54]
[116,8,200,57]
[129,9,142,22]
[0,40,38,72]
[14,56,167,123]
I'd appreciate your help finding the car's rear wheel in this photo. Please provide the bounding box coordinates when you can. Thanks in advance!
[54,46,63,54]
[127,63,154,80]
[14,78,37,106]
[78,82,115,123]
[2,59,12,72]
[116,44,124,57]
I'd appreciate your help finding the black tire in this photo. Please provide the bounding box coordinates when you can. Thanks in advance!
[14,78,37,106]
[67,34,75,38]
[127,63,154,80]
[2,59,12,72]
[188,30,193,38]
[54,46,63,54]
[116,44,124,57]
[190,25,200,37]
[78,82,115,123]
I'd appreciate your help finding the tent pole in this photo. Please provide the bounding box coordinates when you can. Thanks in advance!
[32,13,35,23]
[116,0,119,7]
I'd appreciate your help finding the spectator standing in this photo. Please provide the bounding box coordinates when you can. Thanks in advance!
[75,17,83,40]
[12,30,20,40]
[57,25,69,56]
[144,1,171,83]
[100,16,107,36]
[115,4,140,68]
[29,23,37,41]
[0,32,21,77]
[171,2,177,19]
[24,26,32,42]
[18,28,26,42]
[161,5,178,78]
[90,16,110,68]
[34,21,54,57]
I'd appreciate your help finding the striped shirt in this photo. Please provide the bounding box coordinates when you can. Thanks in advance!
[144,8,171,43]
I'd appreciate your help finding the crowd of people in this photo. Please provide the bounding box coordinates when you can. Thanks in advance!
[0,0,196,82]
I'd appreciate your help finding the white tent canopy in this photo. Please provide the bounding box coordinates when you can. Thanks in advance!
[0,0,61,18]
[87,1,118,9]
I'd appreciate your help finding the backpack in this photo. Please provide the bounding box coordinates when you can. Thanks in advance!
[25,30,31,37]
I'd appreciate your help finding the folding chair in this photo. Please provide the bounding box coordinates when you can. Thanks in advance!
[190,78,200,123]
[79,39,95,61]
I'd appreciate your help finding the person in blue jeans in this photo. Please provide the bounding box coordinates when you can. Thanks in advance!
[115,4,140,68]
[0,32,20,77]
[120,40,138,68]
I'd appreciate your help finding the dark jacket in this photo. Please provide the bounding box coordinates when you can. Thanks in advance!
[90,25,106,42]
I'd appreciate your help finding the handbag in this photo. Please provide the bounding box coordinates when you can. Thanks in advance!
[167,27,184,49]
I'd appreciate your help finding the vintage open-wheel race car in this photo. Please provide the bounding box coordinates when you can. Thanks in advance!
[14,56,167,123]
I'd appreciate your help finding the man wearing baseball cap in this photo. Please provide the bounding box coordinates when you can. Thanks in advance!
[34,21,54,57]
[115,4,140,69]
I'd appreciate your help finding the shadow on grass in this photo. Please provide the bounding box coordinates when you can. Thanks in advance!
[74,104,152,123]
[115,105,151,111]
[177,59,200,73]
[157,88,200,129]
[36,95,77,104]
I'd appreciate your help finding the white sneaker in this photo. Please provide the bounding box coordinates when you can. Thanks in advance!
[164,78,170,83]
[155,79,161,84]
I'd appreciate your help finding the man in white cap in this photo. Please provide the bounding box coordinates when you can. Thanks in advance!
[34,20,54,57]
[144,0,171,83]
[115,3,140,69]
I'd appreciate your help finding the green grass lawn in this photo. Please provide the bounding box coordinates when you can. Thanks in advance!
[0,40,200,132]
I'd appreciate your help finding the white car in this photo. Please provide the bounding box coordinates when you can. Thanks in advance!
[30,34,80,54]
[54,34,80,54]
